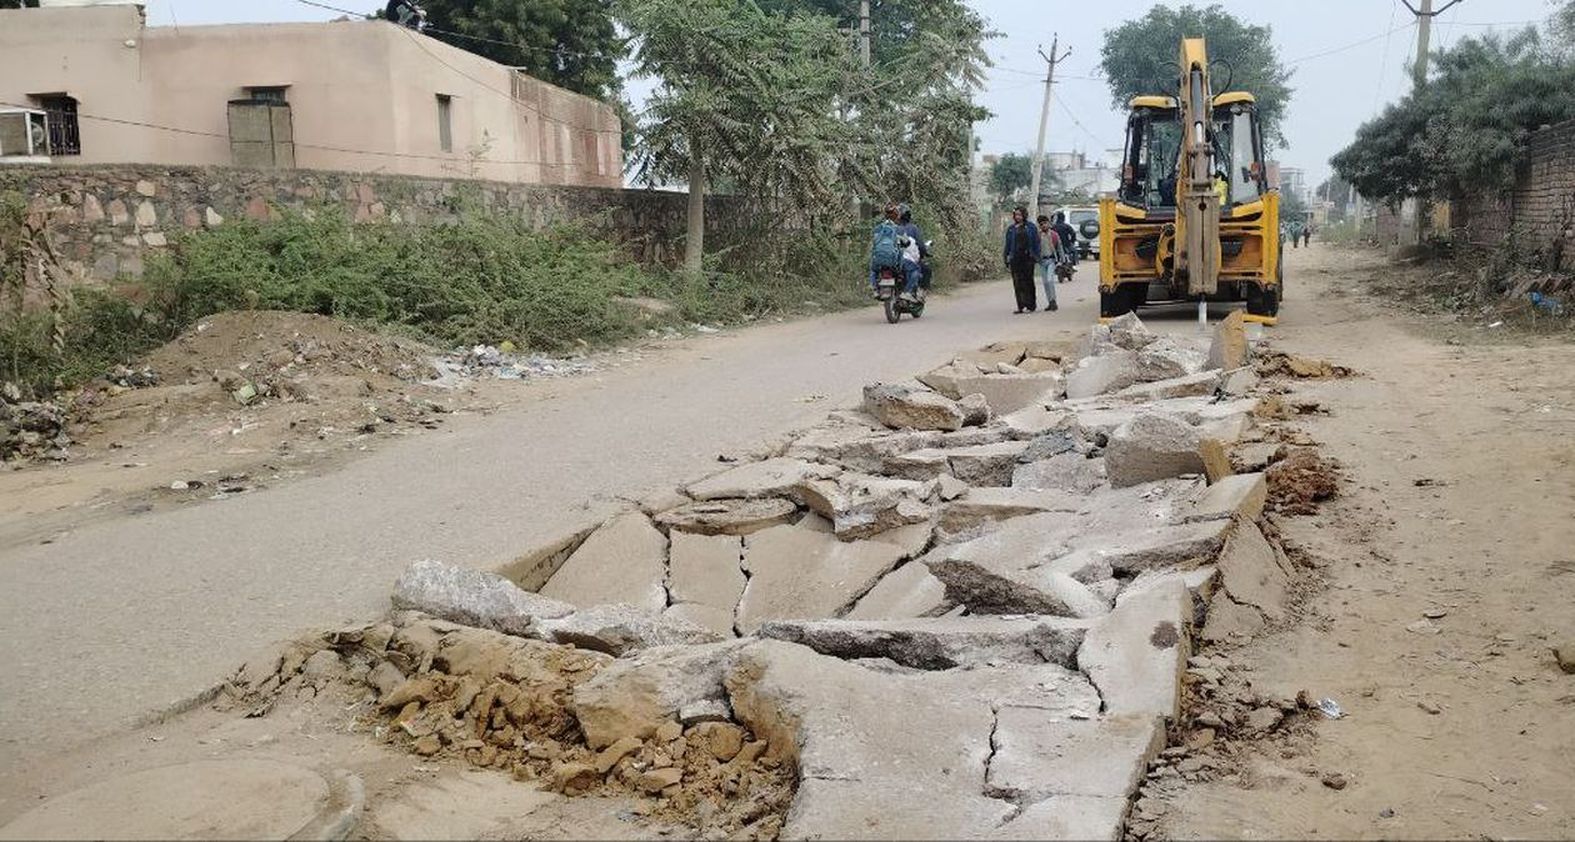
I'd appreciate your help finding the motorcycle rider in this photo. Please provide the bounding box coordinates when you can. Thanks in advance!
[868,203,913,299]
[1052,211,1078,267]
[897,204,929,302]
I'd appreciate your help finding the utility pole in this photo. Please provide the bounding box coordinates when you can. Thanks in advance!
[1028,34,1072,220]
[859,0,871,67]
[1401,0,1464,89]
[1398,0,1463,244]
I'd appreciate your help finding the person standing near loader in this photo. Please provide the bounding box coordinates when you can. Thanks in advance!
[1003,207,1041,313]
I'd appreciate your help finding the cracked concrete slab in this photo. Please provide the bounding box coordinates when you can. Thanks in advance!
[845,562,952,620]
[724,640,1106,840]
[685,458,839,501]
[734,522,911,633]
[1077,575,1190,721]
[755,615,1090,670]
[986,711,1163,801]
[540,512,668,612]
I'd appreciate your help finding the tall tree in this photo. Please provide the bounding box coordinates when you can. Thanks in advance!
[1099,4,1293,147]
[417,0,625,100]
[989,153,1032,203]
[618,0,854,272]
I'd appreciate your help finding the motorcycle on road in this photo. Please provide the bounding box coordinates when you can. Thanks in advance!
[874,241,934,324]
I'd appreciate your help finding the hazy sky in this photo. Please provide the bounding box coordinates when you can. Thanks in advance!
[142,0,1561,186]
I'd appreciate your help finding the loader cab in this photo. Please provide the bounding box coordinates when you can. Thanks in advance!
[1116,92,1269,215]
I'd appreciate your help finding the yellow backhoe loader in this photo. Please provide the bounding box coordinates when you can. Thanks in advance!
[1097,37,1282,324]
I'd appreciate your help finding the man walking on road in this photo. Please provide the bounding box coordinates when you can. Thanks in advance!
[1036,214,1061,312]
[1004,207,1040,313]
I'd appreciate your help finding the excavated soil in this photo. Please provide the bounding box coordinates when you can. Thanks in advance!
[220,614,794,840]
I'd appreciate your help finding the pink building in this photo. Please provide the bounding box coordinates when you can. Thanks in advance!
[0,3,623,187]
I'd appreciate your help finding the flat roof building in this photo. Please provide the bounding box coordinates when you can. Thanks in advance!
[0,4,622,187]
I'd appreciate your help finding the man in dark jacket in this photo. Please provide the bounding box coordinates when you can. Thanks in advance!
[1003,207,1040,313]
[1052,211,1078,267]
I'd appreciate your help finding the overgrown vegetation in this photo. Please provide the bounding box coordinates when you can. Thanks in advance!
[1,207,882,395]
[1332,26,1575,205]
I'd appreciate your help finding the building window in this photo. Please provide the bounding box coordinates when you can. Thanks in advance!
[437,94,453,153]
[246,86,289,104]
[31,94,80,156]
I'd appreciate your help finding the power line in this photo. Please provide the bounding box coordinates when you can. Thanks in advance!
[295,0,616,63]
[1286,21,1416,65]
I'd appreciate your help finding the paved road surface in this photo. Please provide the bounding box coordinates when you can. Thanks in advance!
[0,273,1135,762]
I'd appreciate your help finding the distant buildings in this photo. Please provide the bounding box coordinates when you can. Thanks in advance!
[0,1,622,186]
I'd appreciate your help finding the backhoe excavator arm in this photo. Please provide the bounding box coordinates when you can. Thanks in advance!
[1176,37,1220,296]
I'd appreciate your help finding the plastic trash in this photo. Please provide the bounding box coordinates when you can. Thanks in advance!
[1530,291,1564,315]
[1317,698,1345,719]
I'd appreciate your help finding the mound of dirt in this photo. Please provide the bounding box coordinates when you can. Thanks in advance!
[143,311,437,389]
[220,614,794,840]
[1256,353,1354,379]
[1265,447,1340,515]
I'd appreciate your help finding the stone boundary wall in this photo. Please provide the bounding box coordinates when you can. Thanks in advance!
[1456,119,1575,268]
[1,164,754,285]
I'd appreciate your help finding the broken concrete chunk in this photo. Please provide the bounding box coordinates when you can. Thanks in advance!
[391,559,574,638]
[1207,309,1249,371]
[989,794,1131,842]
[958,393,991,427]
[653,497,798,536]
[947,440,1030,487]
[1104,413,1205,487]
[1069,518,1231,575]
[663,603,737,639]
[756,615,1090,670]
[1134,336,1208,381]
[1199,438,1234,484]
[948,372,1067,415]
[926,514,1112,618]
[541,603,722,655]
[724,641,1104,840]
[846,562,952,620]
[986,711,1164,801]
[881,448,953,482]
[1106,312,1158,350]
[1065,349,1141,400]
[1221,366,1259,396]
[937,487,1078,537]
[1000,405,1074,438]
[1013,453,1107,494]
[863,383,965,432]
[785,424,942,473]
[665,531,745,631]
[916,359,986,398]
[793,473,933,540]
[1185,472,1267,523]
[685,458,839,501]
[1215,520,1288,621]
[735,522,911,633]
[1077,575,1190,721]
[1200,591,1266,642]
[1111,371,1223,403]
[540,512,668,612]
[570,640,752,749]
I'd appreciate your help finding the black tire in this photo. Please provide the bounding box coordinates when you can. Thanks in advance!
[1246,282,1280,318]
[1100,283,1143,318]
[911,304,924,319]
[884,297,901,324]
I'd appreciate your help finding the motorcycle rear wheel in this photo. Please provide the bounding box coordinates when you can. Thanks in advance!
[884,297,901,324]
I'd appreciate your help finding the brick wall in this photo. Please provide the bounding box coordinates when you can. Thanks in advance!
[1456,119,1575,269]
[1,164,753,285]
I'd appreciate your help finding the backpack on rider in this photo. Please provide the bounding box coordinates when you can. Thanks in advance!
[870,218,903,270]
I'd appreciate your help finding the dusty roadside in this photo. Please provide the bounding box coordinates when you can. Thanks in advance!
[1151,247,1575,839]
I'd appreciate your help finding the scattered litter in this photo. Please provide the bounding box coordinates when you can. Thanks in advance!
[1379,808,1396,819]
[429,344,596,385]
[1317,698,1345,719]
[1406,619,1441,635]
[1412,478,1447,487]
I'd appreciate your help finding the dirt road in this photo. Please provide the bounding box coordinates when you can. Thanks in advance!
[0,272,1113,764]
[1158,247,1575,839]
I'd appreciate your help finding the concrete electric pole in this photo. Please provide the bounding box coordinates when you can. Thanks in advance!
[1028,35,1072,220]
[859,0,871,67]
[1401,0,1465,90]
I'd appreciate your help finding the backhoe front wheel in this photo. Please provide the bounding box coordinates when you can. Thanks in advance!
[1100,284,1144,318]
[1246,282,1280,318]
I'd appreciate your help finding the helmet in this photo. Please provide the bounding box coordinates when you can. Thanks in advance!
[883,202,900,219]
[898,203,912,223]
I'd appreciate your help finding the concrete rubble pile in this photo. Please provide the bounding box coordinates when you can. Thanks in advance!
[224,311,1306,840]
